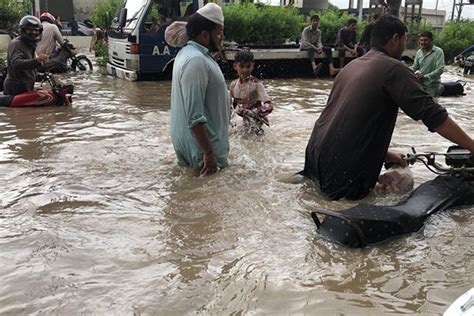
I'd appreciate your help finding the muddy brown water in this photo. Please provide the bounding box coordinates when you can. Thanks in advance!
[0,66,473,314]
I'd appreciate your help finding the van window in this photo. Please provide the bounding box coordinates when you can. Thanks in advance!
[144,0,194,33]
[123,0,148,30]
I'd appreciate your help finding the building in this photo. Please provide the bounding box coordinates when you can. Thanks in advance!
[342,6,446,31]
[34,0,101,22]
[280,0,329,15]
[401,7,446,31]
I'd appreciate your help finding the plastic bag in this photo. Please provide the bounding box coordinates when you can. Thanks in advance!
[164,21,189,48]
[376,165,414,194]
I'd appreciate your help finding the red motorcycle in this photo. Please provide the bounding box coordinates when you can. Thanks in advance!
[0,72,74,108]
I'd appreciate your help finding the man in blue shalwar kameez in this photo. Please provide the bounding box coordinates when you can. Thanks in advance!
[170,3,230,176]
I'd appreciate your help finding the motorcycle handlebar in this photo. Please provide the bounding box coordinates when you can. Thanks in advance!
[405,147,474,176]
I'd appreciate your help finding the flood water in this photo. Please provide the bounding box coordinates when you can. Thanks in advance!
[0,65,473,314]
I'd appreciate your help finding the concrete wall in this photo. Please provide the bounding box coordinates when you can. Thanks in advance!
[280,0,329,13]
[39,0,74,20]
[73,0,101,22]
[0,35,11,53]
[34,0,101,22]
[401,8,446,30]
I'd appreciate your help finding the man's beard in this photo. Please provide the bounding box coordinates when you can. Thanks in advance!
[209,36,222,53]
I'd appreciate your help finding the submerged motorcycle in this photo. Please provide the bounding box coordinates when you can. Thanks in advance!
[312,146,474,248]
[43,39,93,73]
[0,72,74,108]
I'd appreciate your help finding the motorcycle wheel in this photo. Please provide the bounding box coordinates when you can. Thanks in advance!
[71,55,93,71]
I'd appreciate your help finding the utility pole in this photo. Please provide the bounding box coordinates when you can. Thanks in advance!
[357,0,363,19]
[451,0,474,21]
[451,0,458,20]
[34,0,41,17]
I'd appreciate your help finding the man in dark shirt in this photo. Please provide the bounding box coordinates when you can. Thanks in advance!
[337,18,364,67]
[358,14,379,52]
[304,15,474,200]
[4,15,48,96]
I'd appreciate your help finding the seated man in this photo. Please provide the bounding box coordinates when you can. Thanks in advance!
[299,15,339,76]
[3,16,48,96]
[410,31,445,97]
[336,18,364,67]
[303,15,474,201]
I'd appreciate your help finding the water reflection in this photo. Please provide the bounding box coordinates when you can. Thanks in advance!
[0,67,472,314]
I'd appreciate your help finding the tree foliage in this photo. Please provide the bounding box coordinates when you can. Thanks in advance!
[91,0,123,30]
[0,0,33,31]
[434,19,474,63]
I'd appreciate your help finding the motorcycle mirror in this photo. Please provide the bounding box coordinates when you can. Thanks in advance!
[118,8,127,28]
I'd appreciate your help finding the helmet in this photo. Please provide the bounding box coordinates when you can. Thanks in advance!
[40,12,56,24]
[19,15,43,44]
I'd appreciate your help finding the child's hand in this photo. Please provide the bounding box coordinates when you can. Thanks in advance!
[258,101,273,116]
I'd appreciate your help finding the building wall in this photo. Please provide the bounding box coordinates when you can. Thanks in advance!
[401,7,446,30]
[39,0,74,20]
[280,0,329,14]
[73,0,101,22]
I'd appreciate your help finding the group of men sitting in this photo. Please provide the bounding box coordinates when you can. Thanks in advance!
[299,15,446,98]
[299,16,365,77]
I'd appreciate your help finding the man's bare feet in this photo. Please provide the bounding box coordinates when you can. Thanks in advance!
[330,68,340,76]
[312,63,323,77]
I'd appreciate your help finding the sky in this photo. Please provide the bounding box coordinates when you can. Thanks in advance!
[329,0,474,19]
[265,0,474,19]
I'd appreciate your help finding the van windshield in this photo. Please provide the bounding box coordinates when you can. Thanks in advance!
[123,0,148,30]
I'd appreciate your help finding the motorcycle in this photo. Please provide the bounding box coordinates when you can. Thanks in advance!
[311,146,474,248]
[0,72,74,108]
[43,39,93,73]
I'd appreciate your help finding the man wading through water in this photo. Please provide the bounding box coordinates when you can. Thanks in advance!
[303,15,474,200]
[170,3,230,176]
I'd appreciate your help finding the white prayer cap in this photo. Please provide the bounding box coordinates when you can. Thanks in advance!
[196,3,224,26]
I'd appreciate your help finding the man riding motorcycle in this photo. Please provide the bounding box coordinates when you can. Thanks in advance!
[3,15,48,96]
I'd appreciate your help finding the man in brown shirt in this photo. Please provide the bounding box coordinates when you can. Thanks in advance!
[304,15,474,200]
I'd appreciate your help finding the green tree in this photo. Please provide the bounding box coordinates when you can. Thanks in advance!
[91,0,123,30]
[0,0,33,31]
[434,19,474,63]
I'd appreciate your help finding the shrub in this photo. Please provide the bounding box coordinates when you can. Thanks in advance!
[91,0,123,30]
[0,0,32,31]
[0,51,6,68]
[223,4,303,45]
[434,19,474,63]
[95,40,109,68]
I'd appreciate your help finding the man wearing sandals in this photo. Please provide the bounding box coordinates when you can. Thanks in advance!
[299,15,339,77]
